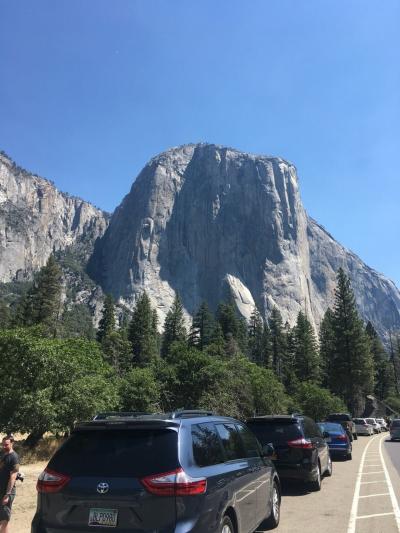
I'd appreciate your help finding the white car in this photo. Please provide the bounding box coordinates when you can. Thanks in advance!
[353,418,374,436]
[365,418,381,433]
[376,418,388,431]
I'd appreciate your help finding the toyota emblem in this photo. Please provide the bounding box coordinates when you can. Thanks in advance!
[97,482,109,494]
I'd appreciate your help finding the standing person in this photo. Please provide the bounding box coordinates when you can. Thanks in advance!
[0,435,20,533]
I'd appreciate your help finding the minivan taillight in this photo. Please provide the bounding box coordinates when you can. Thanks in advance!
[140,467,207,496]
[37,468,71,493]
[287,438,313,449]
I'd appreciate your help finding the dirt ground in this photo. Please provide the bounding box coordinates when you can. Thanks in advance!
[10,462,46,533]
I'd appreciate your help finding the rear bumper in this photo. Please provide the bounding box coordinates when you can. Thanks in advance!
[275,463,317,482]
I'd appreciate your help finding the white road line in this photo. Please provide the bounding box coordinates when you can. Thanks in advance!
[357,512,395,519]
[379,435,400,529]
[362,471,384,474]
[347,434,381,533]
[361,480,387,484]
[359,493,390,498]
[364,464,382,467]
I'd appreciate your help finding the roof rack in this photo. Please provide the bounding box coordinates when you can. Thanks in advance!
[169,409,215,419]
[93,412,151,420]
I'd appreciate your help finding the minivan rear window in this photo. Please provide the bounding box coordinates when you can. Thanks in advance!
[48,429,179,478]
[326,414,350,421]
[391,420,400,428]
[246,420,302,445]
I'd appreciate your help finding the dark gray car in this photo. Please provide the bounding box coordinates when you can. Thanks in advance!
[32,411,281,532]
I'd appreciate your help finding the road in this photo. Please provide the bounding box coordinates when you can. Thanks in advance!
[256,433,400,533]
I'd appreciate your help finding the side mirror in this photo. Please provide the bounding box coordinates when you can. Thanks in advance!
[262,443,275,458]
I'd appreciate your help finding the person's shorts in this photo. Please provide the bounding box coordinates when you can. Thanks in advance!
[0,494,15,522]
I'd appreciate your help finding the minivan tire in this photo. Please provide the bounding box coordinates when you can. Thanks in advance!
[309,463,321,491]
[353,433,358,440]
[264,480,280,529]
[220,515,235,533]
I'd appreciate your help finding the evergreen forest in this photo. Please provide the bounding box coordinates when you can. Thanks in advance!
[1,256,400,446]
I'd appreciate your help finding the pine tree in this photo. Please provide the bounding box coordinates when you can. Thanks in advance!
[262,322,273,368]
[189,302,214,350]
[293,311,320,383]
[97,294,116,343]
[365,322,394,400]
[248,307,265,364]
[161,294,187,357]
[0,300,11,329]
[268,308,287,381]
[128,292,158,366]
[319,308,335,388]
[330,268,374,414]
[216,301,248,353]
[16,255,62,335]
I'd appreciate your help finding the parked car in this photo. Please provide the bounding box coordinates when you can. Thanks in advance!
[365,417,381,433]
[325,413,358,441]
[390,419,400,441]
[376,418,388,431]
[317,422,352,460]
[32,410,281,533]
[246,414,332,491]
[353,418,374,436]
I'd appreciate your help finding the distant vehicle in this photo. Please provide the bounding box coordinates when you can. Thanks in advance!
[317,422,352,460]
[32,410,281,533]
[390,419,400,441]
[246,414,332,491]
[376,418,388,431]
[325,413,358,441]
[365,418,381,433]
[353,418,374,436]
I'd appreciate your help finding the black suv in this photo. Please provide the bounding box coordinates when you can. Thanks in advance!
[246,414,332,491]
[32,411,281,532]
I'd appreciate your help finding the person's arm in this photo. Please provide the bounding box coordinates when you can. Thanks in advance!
[1,464,19,505]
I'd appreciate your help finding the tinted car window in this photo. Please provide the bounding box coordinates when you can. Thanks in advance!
[247,420,302,445]
[192,423,225,467]
[302,418,318,438]
[326,414,351,422]
[48,429,178,477]
[215,423,244,460]
[353,419,365,424]
[318,422,344,433]
[391,420,400,428]
[235,424,261,458]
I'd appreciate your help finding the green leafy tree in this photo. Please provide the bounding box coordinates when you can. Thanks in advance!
[128,292,159,366]
[329,268,374,414]
[161,295,187,357]
[293,311,321,383]
[119,367,160,412]
[292,382,348,421]
[0,328,118,445]
[60,304,96,339]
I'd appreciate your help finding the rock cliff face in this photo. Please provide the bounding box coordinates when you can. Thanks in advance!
[89,143,400,337]
[0,153,109,282]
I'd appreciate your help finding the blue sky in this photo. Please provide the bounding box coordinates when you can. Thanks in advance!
[1,0,399,286]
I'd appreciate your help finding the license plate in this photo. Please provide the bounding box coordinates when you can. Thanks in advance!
[89,508,118,527]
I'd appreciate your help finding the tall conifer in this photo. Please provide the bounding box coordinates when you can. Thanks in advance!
[330,268,374,414]
[128,292,158,366]
[161,294,187,357]
[293,311,320,383]
[97,294,116,343]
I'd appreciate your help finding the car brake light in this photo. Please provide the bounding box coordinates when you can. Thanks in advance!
[37,468,71,493]
[287,438,313,449]
[140,467,207,496]
[336,434,348,441]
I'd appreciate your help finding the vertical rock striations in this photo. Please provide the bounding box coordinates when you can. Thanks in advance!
[89,143,400,338]
[0,152,109,282]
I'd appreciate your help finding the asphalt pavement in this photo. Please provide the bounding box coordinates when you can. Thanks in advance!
[256,433,400,533]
